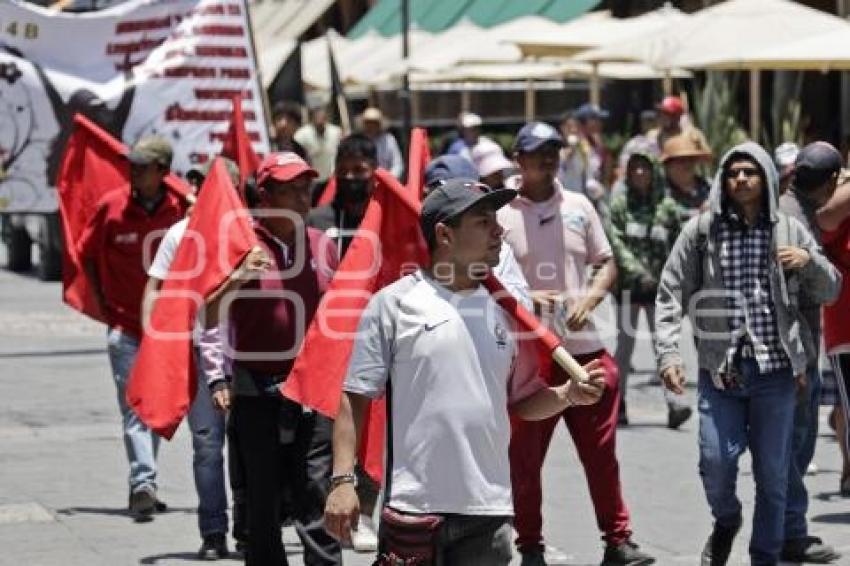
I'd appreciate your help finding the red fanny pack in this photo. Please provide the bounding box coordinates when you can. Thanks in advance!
[374,507,443,566]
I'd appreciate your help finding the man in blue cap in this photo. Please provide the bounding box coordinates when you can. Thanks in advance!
[500,122,654,566]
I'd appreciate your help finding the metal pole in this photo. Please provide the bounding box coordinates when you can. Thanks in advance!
[750,69,761,142]
[839,0,849,148]
[525,79,535,121]
[401,0,412,160]
[590,62,601,106]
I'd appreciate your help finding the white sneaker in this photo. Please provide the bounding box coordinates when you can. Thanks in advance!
[351,514,379,552]
[544,544,571,564]
[807,462,819,475]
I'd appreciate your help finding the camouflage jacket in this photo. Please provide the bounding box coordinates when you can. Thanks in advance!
[606,157,682,301]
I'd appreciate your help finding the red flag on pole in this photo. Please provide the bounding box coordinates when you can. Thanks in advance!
[126,159,258,438]
[406,127,431,200]
[316,176,337,206]
[221,93,261,196]
[57,114,191,323]
[282,169,427,481]
[283,169,587,481]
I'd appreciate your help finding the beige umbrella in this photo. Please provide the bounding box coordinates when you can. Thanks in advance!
[699,26,850,71]
[506,5,687,104]
[510,6,686,59]
[575,0,850,138]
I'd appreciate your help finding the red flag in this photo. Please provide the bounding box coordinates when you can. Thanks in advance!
[57,114,191,322]
[317,176,337,206]
[126,159,258,438]
[406,127,431,200]
[283,169,586,481]
[221,93,261,196]
[282,169,428,481]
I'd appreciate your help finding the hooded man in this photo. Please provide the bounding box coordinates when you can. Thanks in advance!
[654,142,841,565]
[607,151,691,429]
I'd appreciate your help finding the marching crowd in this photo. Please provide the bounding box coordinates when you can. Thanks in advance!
[77,95,850,566]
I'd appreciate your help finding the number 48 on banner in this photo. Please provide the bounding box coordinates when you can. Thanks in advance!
[4,21,39,39]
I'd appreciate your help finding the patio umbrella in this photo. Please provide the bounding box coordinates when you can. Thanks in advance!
[574,0,850,138]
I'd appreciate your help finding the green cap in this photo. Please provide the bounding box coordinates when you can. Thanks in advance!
[186,157,241,189]
[128,135,173,167]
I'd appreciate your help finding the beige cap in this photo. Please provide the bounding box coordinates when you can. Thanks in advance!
[128,135,173,168]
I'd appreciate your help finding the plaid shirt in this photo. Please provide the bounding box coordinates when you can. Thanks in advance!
[718,210,790,374]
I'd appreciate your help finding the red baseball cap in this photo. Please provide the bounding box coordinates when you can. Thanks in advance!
[657,96,684,115]
[256,152,317,186]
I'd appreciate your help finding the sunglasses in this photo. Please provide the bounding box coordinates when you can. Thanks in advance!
[725,166,761,180]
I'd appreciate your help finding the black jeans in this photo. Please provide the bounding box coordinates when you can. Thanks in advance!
[231,394,341,566]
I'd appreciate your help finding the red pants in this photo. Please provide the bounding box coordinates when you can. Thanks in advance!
[510,350,632,550]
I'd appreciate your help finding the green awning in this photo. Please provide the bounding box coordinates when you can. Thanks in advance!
[348,0,602,38]
[542,0,603,22]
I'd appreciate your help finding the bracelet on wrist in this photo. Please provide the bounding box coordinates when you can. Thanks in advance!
[329,472,357,490]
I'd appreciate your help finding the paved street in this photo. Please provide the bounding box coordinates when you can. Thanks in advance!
[1,264,849,565]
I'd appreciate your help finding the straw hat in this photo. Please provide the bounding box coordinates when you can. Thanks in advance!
[661,132,712,163]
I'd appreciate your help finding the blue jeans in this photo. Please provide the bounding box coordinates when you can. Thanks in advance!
[698,359,796,565]
[785,366,821,540]
[106,328,159,492]
[187,361,228,536]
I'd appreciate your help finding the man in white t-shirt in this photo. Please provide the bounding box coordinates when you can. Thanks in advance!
[323,178,606,565]
[500,122,654,566]
[141,158,240,560]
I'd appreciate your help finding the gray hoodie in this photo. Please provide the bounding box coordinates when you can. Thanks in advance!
[654,142,841,387]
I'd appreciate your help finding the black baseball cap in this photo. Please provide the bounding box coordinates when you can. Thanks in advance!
[513,121,564,154]
[420,178,517,245]
[795,141,843,189]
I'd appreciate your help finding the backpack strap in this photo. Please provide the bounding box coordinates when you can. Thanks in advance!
[695,211,711,287]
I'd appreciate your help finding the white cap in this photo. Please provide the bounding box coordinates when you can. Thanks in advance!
[472,143,513,177]
[362,107,383,123]
[460,112,483,129]
[774,142,799,168]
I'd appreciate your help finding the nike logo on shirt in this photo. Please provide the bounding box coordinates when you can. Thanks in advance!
[423,319,451,331]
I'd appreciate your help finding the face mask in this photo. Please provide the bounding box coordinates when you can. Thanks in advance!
[336,177,370,206]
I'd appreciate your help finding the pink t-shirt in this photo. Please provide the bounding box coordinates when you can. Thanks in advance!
[498,176,612,355]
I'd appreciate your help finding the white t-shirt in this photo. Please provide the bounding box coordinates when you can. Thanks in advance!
[147,217,188,280]
[344,270,544,516]
[494,241,532,312]
[146,217,224,385]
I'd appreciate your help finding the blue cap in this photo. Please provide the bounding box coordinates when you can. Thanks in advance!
[424,155,479,186]
[513,122,564,154]
[572,102,609,122]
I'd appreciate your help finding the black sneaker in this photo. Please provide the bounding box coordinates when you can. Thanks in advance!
[602,540,655,565]
[700,522,740,566]
[197,533,230,560]
[781,536,841,563]
[667,406,692,430]
[519,549,547,566]
[128,485,156,522]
